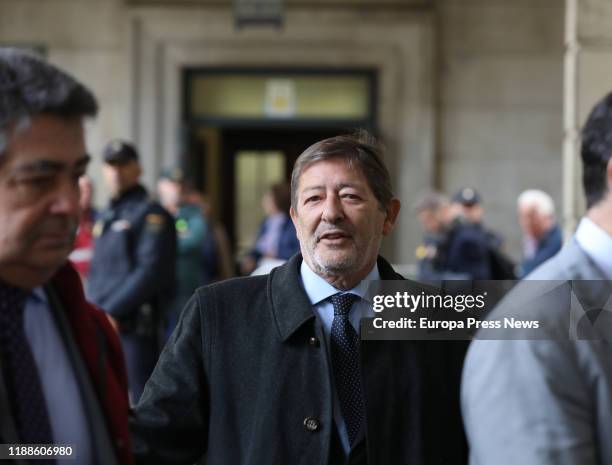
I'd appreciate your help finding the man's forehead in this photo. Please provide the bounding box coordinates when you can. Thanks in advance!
[519,203,538,213]
[1,118,88,171]
[298,159,366,187]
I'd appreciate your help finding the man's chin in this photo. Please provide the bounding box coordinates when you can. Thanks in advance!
[32,247,71,271]
[313,253,357,275]
[0,259,66,288]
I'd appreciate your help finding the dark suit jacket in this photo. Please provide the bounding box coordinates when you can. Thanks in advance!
[520,223,562,277]
[131,254,468,465]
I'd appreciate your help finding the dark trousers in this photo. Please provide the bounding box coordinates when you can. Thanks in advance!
[119,332,157,404]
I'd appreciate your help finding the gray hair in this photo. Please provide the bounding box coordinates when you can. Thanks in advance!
[290,130,393,211]
[517,189,556,217]
[412,191,449,212]
[0,48,97,160]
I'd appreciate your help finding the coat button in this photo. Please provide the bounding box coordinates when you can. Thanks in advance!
[303,417,320,432]
[308,336,320,347]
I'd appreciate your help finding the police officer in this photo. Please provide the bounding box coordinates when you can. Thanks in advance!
[157,167,210,338]
[452,187,515,279]
[444,209,491,279]
[414,190,491,280]
[452,187,503,250]
[413,192,452,281]
[87,140,177,403]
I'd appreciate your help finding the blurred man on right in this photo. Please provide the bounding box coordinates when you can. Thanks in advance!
[462,92,612,464]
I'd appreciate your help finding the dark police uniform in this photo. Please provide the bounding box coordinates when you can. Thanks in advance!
[445,218,492,280]
[416,221,492,281]
[451,187,515,279]
[87,184,176,403]
[416,232,448,281]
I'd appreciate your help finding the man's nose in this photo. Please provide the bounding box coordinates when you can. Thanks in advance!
[50,180,80,216]
[321,195,344,223]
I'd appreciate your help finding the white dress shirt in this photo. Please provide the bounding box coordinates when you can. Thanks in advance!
[574,217,612,279]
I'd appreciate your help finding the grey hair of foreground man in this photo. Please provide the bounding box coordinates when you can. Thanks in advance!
[0,48,98,159]
[290,131,394,211]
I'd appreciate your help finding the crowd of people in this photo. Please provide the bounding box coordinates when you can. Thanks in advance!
[2,47,612,465]
[414,186,562,281]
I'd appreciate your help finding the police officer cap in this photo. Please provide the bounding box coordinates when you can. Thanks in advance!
[159,166,185,183]
[103,140,139,164]
[452,187,481,206]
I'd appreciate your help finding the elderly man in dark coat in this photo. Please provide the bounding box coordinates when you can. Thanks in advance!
[132,132,468,465]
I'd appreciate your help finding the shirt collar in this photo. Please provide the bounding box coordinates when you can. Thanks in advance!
[300,260,380,306]
[575,217,612,278]
[30,286,47,303]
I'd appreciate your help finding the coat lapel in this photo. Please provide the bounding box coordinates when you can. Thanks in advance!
[267,254,316,342]
[267,254,403,341]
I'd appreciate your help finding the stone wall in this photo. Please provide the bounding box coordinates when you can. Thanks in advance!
[437,0,565,259]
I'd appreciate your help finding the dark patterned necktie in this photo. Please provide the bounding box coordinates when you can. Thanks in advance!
[330,293,364,447]
[0,281,56,464]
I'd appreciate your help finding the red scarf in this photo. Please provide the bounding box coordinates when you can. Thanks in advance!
[51,262,133,465]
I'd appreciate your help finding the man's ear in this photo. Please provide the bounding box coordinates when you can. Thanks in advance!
[290,206,301,241]
[382,198,401,236]
[290,205,297,224]
[607,157,612,187]
[135,161,143,178]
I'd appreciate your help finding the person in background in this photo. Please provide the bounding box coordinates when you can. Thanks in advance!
[452,187,515,279]
[517,189,562,277]
[413,191,453,280]
[414,190,491,280]
[452,187,503,250]
[0,47,132,465]
[157,167,209,336]
[443,197,492,280]
[69,174,97,281]
[240,182,300,275]
[87,140,176,403]
[183,189,235,282]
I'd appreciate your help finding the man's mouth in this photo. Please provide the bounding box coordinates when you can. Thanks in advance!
[38,233,74,245]
[318,230,352,243]
[37,225,77,247]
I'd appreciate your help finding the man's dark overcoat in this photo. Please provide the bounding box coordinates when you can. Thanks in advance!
[132,254,467,465]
